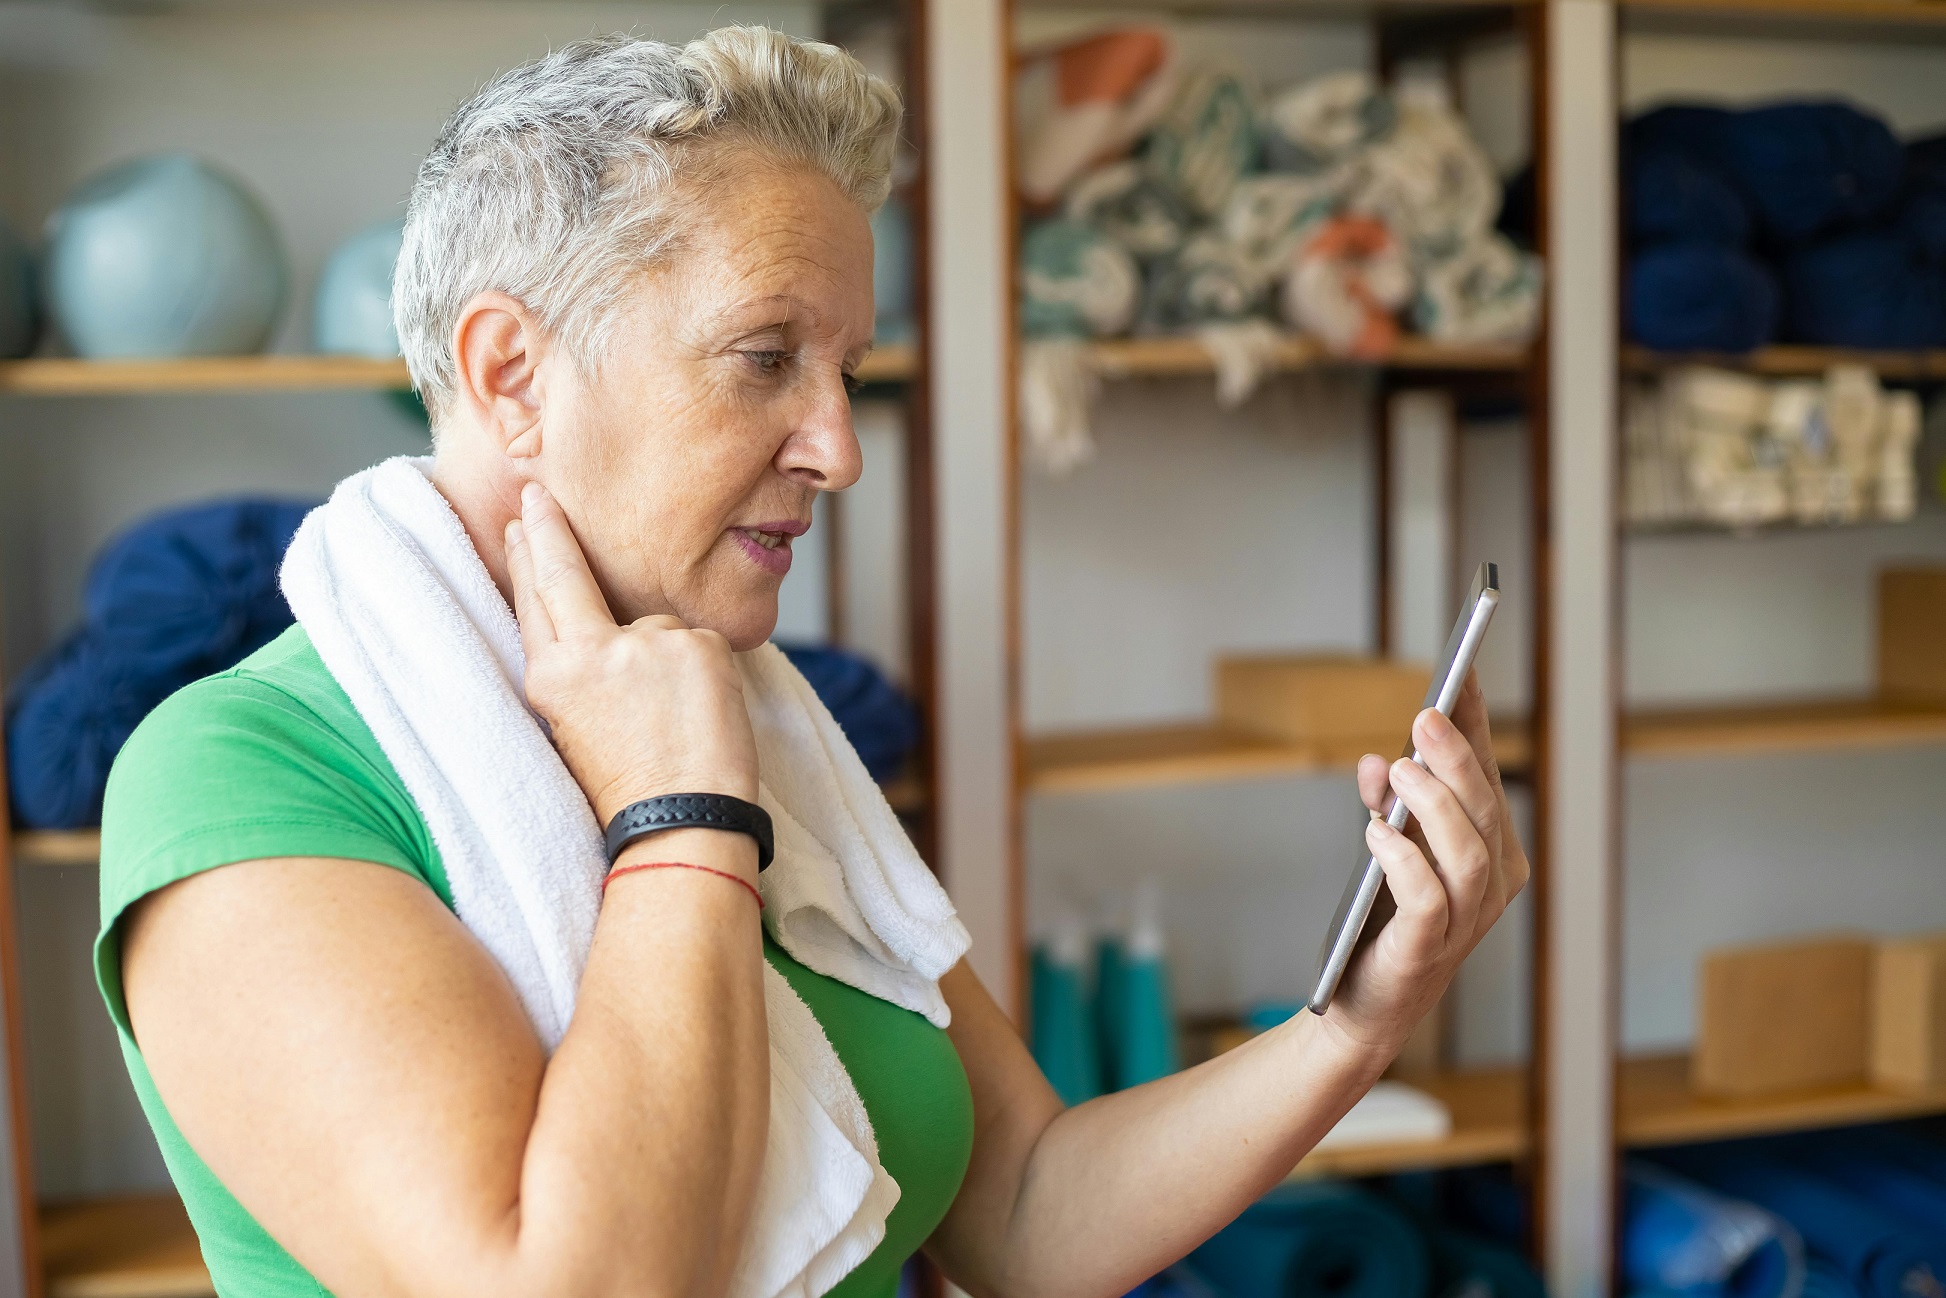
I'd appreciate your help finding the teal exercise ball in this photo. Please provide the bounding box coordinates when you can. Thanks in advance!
[871,197,914,344]
[0,218,37,359]
[44,154,288,357]
[314,218,404,357]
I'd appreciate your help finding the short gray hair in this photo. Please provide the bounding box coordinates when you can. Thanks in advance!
[394,27,900,417]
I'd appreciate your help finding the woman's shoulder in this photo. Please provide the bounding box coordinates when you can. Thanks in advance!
[101,625,451,931]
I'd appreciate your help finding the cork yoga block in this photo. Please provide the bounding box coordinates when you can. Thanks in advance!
[1878,568,1946,702]
[1693,935,1872,1098]
[1873,934,1946,1092]
[1216,656,1431,749]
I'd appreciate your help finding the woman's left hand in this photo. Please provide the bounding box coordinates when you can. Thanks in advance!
[1325,671,1530,1058]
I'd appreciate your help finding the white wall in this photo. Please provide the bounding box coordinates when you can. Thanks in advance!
[0,0,839,1199]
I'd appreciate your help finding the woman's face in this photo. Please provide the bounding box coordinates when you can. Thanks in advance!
[542,158,874,650]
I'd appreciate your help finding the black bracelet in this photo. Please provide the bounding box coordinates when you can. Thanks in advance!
[603,794,774,872]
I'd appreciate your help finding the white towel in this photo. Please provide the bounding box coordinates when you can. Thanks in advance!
[280,456,971,1298]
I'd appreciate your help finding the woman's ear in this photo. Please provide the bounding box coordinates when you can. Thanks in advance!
[451,291,550,461]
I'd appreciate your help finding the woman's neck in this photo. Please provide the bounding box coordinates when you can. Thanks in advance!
[428,444,526,613]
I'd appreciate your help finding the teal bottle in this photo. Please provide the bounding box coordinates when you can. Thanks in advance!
[1092,933,1125,1091]
[1109,882,1180,1088]
[1029,923,1101,1105]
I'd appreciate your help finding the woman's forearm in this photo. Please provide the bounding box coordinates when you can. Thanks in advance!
[498,829,771,1298]
[968,1012,1386,1298]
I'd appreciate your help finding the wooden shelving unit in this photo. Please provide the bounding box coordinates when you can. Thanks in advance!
[1022,718,1533,795]
[11,832,103,868]
[1623,344,1946,380]
[40,1195,211,1298]
[0,344,916,397]
[1088,334,1530,379]
[1619,1054,1946,1149]
[1019,695,1946,796]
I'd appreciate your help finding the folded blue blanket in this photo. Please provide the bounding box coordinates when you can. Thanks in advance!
[774,643,921,785]
[6,498,313,829]
[1784,232,1946,347]
[1628,105,1737,163]
[1630,149,1751,248]
[1655,1147,1946,1298]
[1719,103,1903,244]
[1189,1182,1429,1298]
[1779,1129,1946,1239]
[1629,243,1780,351]
[1624,1162,1802,1298]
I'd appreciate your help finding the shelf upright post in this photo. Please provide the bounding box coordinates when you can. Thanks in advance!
[925,0,1021,1016]
[0,758,41,1295]
[1535,0,1622,1294]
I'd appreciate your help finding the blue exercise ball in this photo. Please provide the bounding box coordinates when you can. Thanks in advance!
[314,218,404,357]
[0,217,37,359]
[871,196,914,344]
[44,153,287,358]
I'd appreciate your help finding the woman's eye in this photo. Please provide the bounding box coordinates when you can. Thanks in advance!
[743,350,791,374]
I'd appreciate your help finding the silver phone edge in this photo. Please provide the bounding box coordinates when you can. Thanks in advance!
[1305,584,1502,1016]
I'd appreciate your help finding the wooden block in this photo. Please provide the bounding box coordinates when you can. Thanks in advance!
[1878,568,1946,702]
[1694,935,1871,1098]
[1216,656,1430,747]
[1873,934,1946,1091]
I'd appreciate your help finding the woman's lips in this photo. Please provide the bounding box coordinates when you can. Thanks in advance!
[733,522,802,576]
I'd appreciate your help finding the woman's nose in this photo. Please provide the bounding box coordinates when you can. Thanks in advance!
[775,370,863,491]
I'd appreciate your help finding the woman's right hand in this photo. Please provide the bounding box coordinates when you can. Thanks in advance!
[505,481,759,822]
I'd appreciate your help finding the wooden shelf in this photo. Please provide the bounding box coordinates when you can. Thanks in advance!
[1622,0,1946,36]
[1088,334,1530,380]
[0,344,915,397]
[1018,0,1535,15]
[1022,719,1532,795]
[1024,697,1946,796]
[1625,696,1946,760]
[1621,1053,1946,1148]
[1624,345,1946,380]
[1291,1065,1527,1178]
[12,830,103,867]
[41,1194,212,1298]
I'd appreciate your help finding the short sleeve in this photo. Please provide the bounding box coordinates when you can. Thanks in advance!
[95,656,441,1035]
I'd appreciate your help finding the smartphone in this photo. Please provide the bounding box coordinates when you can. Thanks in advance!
[1306,561,1501,1015]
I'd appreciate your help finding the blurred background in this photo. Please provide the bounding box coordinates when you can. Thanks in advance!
[3,1,1946,1297]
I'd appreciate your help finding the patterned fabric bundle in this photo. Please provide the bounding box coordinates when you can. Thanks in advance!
[1140,230,1265,332]
[1065,159,1195,261]
[1263,70,1397,175]
[1145,69,1261,218]
[1220,173,1344,285]
[1016,28,1179,206]
[1020,218,1141,339]
[1349,101,1500,264]
[1018,338,1101,476]
[1413,233,1544,344]
[1282,215,1414,357]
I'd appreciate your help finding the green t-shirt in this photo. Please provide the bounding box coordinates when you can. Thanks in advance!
[96,626,973,1298]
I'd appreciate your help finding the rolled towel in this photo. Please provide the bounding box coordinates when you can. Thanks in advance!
[1145,68,1261,218]
[1804,1260,1865,1298]
[1065,159,1195,261]
[1413,233,1544,345]
[1188,1181,1430,1298]
[1623,1162,1805,1298]
[1721,102,1904,245]
[1655,1148,1946,1298]
[1430,1229,1545,1298]
[1780,1129,1946,1239]
[1628,243,1779,352]
[1141,230,1267,332]
[1221,172,1344,284]
[1282,214,1414,357]
[1016,28,1178,206]
[1021,218,1141,339]
[1784,232,1946,348]
[1263,70,1397,175]
[1350,101,1500,263]
[1630,148,1752,248]
[6,497,314,828]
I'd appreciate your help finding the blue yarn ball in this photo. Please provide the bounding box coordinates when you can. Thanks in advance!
[0,218,37,359]
[314,218,404,357]
[44,154,288,358]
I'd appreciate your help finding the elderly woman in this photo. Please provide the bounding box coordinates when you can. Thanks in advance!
[98,27,1527,1298]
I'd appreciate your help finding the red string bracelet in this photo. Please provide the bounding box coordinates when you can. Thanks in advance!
[602,860,764,910]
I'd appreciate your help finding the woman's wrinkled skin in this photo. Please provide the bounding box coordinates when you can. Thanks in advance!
[120,149,1528,1298]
